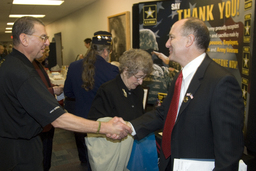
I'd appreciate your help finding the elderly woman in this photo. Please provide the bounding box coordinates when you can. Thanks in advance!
[88,48,153,121]
[86,49,154,171]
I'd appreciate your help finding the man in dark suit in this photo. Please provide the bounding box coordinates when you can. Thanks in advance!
[130,17,244,171]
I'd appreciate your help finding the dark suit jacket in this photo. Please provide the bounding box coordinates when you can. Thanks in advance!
[131,55,244,171]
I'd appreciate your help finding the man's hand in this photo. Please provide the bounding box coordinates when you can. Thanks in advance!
[79,54,84,59]
[152,51,170,65]
[104,117,132,140]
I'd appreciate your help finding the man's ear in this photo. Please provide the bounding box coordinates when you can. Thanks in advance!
[186,34,195,47]
[19,33,29,47]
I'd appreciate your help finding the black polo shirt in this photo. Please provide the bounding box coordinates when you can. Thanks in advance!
[0,48,65,170]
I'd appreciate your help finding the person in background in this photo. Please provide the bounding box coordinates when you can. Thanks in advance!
[8,44,13,54]
[139,29,178,109]
[84,38,92,49]
[77,38,92,60]
[129,17,244,171]
[0,45,6,60]
[0,16,131,171]
[39,45,49,68]
[32,46,63,171]
[152,51,181,72]
[3,45,8,56]
[64,31,119,170]
[86,49,153,171]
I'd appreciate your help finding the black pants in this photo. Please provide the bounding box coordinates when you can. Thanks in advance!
[0,136,43,171]
[74,132,91,171]
[40,127,54,171]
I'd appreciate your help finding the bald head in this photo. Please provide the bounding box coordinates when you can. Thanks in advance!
[165,18,210,67]
[180,18,210,51]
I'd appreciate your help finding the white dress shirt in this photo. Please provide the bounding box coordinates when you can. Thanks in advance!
[131,53,206,135]
[177,53,206,119]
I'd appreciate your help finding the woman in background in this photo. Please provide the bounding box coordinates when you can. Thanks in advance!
[64,31,119,170]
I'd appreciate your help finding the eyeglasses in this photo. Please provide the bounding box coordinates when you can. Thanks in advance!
[133,74,146,81]
[30,34,49,43]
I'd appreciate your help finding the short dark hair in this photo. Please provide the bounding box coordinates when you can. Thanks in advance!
[12,17,44,46]
[182,18,210,51]
[84,38,92,44]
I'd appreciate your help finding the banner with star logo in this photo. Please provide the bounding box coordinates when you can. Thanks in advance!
[133,0,256,154]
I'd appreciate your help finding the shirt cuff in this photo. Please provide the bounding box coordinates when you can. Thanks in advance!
[56,92,64,101]
[129,122,136,136]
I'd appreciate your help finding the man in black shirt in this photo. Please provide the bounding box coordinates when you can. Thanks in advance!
[0,16,131,171]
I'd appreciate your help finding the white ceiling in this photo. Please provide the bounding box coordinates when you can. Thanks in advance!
[0,0,96,35]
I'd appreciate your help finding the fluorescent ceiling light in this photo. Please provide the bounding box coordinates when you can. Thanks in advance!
[9,14,45,18]
[13,0,64,5]
[6,28,12,30]
[5,31,12,33]
[7,22,14,25]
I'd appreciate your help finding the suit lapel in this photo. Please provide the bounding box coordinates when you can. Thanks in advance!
[177,55,212,119]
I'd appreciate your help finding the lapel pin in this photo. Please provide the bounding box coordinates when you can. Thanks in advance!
[186,93,193,99]
[122,89,127,98]
[183,93,193,103]
[183,96,189,103]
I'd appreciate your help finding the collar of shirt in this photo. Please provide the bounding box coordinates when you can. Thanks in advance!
[181,53,206,92]
[177,53,206,115]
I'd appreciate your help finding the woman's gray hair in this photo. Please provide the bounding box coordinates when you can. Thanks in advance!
[119,49,153,77]
[91,44,112,55]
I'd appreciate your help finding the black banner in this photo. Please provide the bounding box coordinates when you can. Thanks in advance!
[133,0,255,154]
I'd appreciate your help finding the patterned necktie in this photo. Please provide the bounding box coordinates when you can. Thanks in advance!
[162,71,183,159]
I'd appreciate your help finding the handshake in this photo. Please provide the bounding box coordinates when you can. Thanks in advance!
[102,117,133,140]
